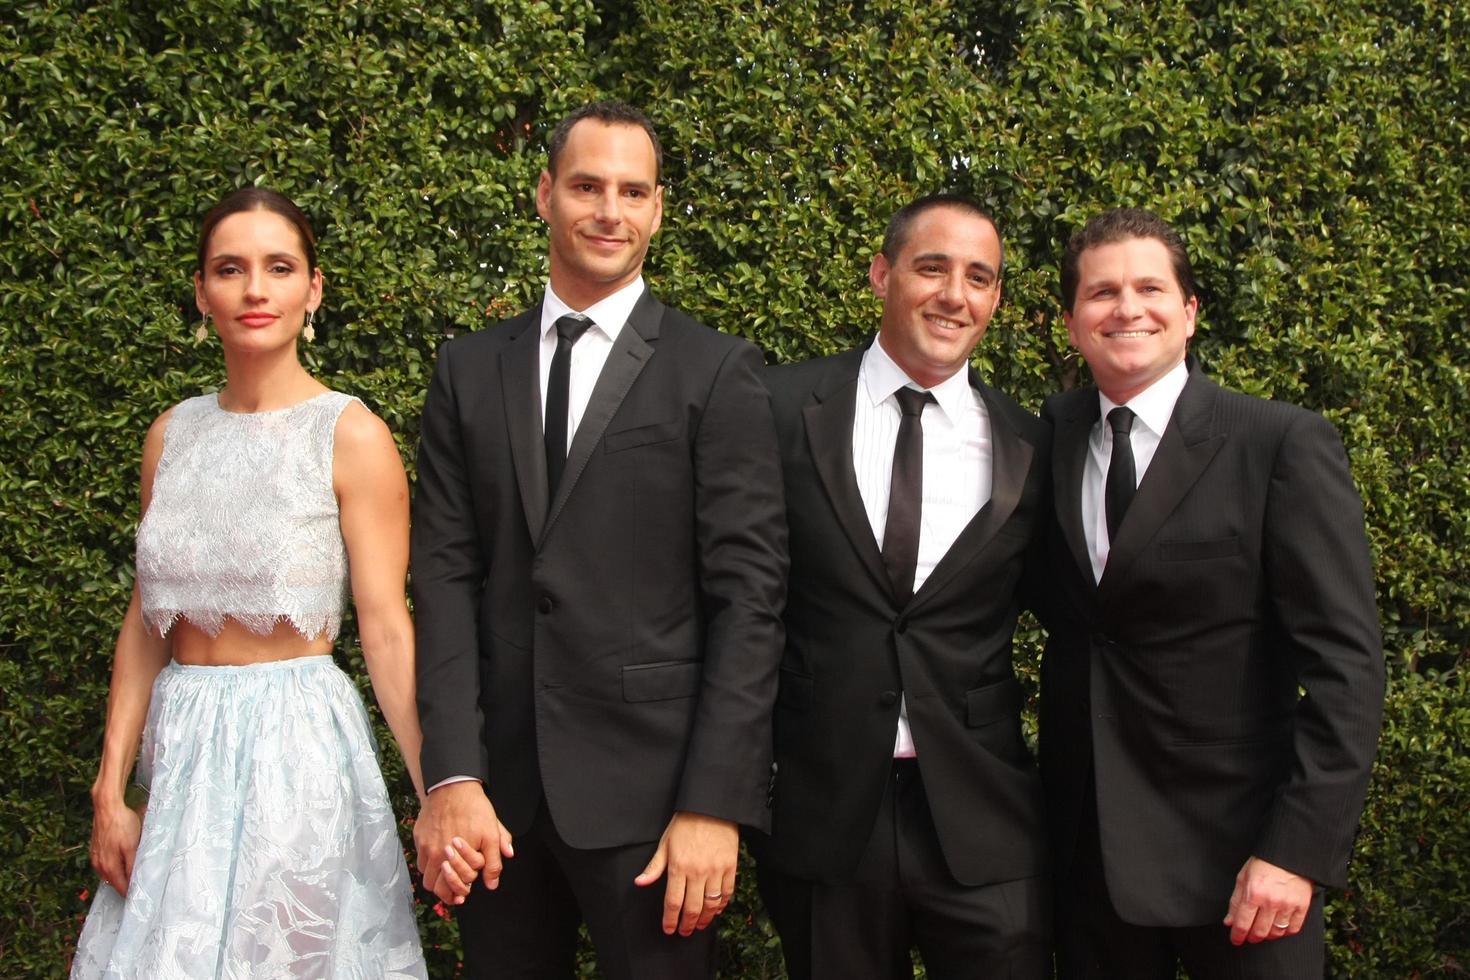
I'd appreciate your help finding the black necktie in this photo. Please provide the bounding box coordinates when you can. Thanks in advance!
[1105,406,1136,544]
[545,313,592,497]
[882,387,935,602]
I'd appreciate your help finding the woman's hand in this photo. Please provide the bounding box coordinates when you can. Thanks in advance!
[90,794,143,895]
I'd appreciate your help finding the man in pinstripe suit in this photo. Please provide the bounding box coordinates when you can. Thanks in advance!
[1040,207,1385,978]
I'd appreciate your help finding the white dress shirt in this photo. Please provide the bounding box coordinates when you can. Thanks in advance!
[854,340,992,757]
[1081,358,1189,582]
[538,278,646,447]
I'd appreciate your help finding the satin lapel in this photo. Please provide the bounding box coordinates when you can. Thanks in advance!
[1097,372,1225,598]
[803,351,892,599]
[501,307,548,542]
[1052,388,1099,582]
[540,293,659,544]
[909,372,1033,611]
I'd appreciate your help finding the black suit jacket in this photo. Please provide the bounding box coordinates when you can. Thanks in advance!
[411,291,788,848]
[1039,366,1384,926]
[750,346,1050,887]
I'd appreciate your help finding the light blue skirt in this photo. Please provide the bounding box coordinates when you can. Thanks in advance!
[72,656,427,979]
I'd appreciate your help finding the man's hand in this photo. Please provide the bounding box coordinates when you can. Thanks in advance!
[1223,855,1313,945]
[633,811,739,936]
[414,781,514,905]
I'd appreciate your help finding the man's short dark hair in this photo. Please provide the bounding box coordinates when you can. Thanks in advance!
[546,100,663,183]
[881,193,1004,274]
[1060,207,1197,311]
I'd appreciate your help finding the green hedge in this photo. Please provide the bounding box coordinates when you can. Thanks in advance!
[2,0,1465,975]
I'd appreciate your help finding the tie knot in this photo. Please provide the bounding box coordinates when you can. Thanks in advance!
[555,313,592,345]
[1107,406,1135,436]
[894,387,934,417]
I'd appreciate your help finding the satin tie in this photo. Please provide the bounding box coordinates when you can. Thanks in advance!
[882,387,936,602]
[1105,406,1137,544]
[545,313,593,498]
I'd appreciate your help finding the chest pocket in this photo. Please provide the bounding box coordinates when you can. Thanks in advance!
[604,418,683,454]
[1157,535,1240,562]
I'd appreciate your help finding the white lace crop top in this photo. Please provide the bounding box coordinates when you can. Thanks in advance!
[136,391,358,640]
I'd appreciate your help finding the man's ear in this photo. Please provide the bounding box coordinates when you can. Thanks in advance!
[869,253,891,299]
[535,169,553,222]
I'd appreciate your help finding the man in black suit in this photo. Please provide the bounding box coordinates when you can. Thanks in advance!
[752,194,1052,979]
[409,100,787,979]
[1040,207,1384,977]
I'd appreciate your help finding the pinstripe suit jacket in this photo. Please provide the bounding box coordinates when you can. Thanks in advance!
[1038,365,1384,926]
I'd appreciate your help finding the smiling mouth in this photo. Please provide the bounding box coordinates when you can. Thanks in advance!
[925,314,968,330]
[1106,329,1156,338]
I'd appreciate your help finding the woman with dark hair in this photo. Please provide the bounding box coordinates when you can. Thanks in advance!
[72,188,428,978]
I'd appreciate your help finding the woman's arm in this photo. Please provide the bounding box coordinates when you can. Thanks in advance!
[90,412,173,894]
[335,402,425,801]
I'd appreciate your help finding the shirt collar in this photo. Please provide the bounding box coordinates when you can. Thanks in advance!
[1099,358,1189,438]
[860,337,975,422]
[539,277,645,342]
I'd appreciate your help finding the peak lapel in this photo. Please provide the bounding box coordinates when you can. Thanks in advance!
[539,293,659,544]
[803,352,892,600]
[1098,371,1225,597]
[908,373,1034,610]
[1051,389,1099,583]
[502,308,549,542]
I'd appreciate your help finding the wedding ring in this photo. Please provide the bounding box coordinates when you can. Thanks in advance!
[705,892,724,900]
[1274,919,1290,928]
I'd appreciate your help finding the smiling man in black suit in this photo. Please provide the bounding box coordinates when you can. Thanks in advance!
[408,100,787,980]
[752,193,1052,979]
[1040,207,1384,978]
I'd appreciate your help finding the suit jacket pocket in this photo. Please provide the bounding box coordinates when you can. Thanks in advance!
[604,418,683,454]
[1170,728,1283,748]
[1157,535,1241,562]
[622,659,702,702]
[966,677,1026,762]
[775,667,813,712]
[966,676,1022,726]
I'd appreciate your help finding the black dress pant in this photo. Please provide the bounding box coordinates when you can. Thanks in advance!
[758,759,1051,980]
[1056,787,1324,980]
[455,801,717,980]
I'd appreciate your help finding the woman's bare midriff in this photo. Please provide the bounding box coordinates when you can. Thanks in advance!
[169,618,334,666]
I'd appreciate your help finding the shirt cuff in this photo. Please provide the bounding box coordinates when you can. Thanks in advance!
[427,775,482,794]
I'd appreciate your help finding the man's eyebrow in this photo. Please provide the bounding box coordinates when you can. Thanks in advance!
[908,252,997,278]
[565,171,655,192]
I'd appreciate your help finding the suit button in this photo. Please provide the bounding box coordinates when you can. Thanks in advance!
[537,596,555,614]
[894,617,908,634]
[879,691,899,707]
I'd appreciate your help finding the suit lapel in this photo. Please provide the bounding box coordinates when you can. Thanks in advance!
[803,349,893,598]
[1051,388,1099,583]
[1097,370,1225,598]
[501,306,549,542]
[540,291,659,544]
[908,370,1033,610]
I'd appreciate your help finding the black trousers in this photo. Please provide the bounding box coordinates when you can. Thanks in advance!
[758,759,1051,980]
[1056,788,1324,980]
[455,802,717,980]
